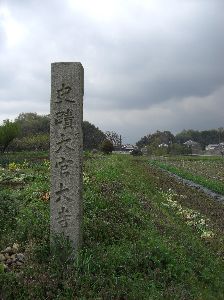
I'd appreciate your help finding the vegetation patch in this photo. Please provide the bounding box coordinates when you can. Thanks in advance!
[151,159,224,195]
[1,153,224,299]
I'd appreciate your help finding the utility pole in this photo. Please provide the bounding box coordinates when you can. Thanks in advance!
[218,127,224,157]
[119,135,122,151]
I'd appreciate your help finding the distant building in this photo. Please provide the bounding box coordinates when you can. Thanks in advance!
[113,145,122,151]
[205,144,219,151]
[205,143,224,155]
[121,144,136,152]
[183,140,198,147]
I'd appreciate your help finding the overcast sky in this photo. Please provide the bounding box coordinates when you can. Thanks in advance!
[0,0,223,143]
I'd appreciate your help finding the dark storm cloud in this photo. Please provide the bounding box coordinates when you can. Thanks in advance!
[0,0,223,142]
[84,1,224,109]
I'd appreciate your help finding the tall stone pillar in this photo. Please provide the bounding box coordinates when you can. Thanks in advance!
[50,62,84,252]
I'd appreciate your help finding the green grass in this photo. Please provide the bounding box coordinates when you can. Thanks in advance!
[0,151,49,166]
[150,160,224,195]
[164,155,224,162]
[1,154,224,299]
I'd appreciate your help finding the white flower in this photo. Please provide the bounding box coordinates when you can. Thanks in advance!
[201,231,214,239]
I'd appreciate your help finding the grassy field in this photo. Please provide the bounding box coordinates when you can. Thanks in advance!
[152,155,224,182]
[1,153,224,299]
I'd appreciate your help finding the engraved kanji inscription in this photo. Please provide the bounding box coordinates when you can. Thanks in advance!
[56,206,72,228]
[51,62,84,251]
[55,182,72,202]
[55,156,74,176]
[55,133,78,153]
[56,83,73,103]
[55,109,75,129]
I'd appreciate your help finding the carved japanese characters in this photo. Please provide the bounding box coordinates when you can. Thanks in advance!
[50,62,84,252]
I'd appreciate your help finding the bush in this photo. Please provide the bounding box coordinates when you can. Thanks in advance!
[83,121,106,150]
[169,143,192,155]
[130,149,143,156]
[9,134,50,152]
[0,120,20,153]
[101,139,114,154]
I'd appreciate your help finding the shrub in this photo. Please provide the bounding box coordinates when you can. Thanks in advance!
[169,143,192,155]
[101,139,114,154]
[9,134,50,152]
[0,120,20,153]
[130,149,143,156]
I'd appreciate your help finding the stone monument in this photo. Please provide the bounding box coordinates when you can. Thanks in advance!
[50,62,84,252]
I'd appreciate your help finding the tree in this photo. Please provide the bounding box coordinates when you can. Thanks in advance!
[175,129,224,149]
[83,121,106,150]
[0,120,20,153]
[12,113,106,151]
[15,112,50,137]
[150,130,175,145]
[105,131,121,147]
[136,130,175,156]
[169,143,192,155]
[136,131,175,149]
[136,134,151,148]
[101,139,114,154]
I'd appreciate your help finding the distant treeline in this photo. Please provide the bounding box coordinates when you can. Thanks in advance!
[1,112,223,154]
[6,112,106,152]
[136,129,224,155]
[137,129,224,148]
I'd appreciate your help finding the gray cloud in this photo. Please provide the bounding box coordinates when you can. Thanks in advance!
[0,0,223,142]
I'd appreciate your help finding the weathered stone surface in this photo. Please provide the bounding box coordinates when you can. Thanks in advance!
[0,253,5,262]
[50,62,84,252]
[2,247,12,254]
